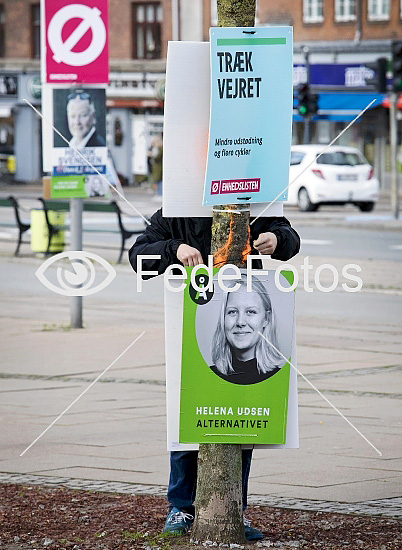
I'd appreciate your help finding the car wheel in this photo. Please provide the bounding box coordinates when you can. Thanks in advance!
[298,188,319,212]
[357,201,375,212]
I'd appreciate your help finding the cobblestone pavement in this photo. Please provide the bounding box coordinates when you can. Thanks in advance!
[0,473,401,519]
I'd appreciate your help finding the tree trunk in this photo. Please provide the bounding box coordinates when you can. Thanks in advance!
[193,204,251,544]
[216,0,256,27]
[192,3,256,543]
[192,444,244,543]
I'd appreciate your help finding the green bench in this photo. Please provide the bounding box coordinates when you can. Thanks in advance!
[0,196,31,256]
[0,196,146,263]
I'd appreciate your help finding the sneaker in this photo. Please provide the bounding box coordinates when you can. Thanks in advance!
[243,516,263,541]
[163,507,194,535]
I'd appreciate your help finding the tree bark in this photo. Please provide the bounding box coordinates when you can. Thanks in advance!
[192,443,244,543]
[192,2,256,543]
[216,0,256,27]
[193,204,251,544]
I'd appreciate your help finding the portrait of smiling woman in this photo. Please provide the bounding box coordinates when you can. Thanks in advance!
[210,275,286,385]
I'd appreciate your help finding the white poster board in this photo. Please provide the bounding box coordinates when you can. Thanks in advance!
[42,84,108,178]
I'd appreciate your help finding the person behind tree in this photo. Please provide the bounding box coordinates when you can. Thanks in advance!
[148,135,163,196]
[129,209,300,541]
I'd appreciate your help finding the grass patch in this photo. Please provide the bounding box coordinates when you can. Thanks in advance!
[35,323,73,332]
[122,531,143,540]
[121,531,177,549]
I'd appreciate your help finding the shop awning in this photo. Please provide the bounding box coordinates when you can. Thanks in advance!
[293,92,385,122]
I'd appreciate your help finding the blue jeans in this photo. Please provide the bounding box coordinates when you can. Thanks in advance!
[167,449,253,516]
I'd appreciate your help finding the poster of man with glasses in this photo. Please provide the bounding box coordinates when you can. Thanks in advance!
[50,87,109,198]
[54,89,106,149]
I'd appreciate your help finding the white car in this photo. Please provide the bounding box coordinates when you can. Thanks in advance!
[286,145,379,212]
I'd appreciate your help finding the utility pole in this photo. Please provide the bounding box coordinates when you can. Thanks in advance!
[390,40,402,219]
[192,0,256,544]
[389,92,399,219]
[171,0,180,41]
[302,46,311,144]
[354,0,362,44]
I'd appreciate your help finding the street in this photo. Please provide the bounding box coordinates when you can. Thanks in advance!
[298,225,402,261]
[0,184,401,520]
[1,186,401,258]
[1,1,402,546]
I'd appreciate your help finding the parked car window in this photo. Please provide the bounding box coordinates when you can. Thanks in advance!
[290,152,305,165]
[316,152,366,166]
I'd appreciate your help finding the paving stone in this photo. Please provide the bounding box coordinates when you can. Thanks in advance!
[0,473,400,518]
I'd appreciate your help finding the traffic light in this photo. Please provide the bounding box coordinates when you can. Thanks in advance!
[297,84,318,116]
[297,84,309,116]
[308,93,318,115]
[366,57,387,93]
[392,41,402,92]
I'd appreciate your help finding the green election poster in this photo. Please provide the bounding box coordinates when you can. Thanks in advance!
[179,268,295,445]
[51,175,110,198]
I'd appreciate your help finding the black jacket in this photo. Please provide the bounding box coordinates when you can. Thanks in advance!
[210,356,280,386]
[86,131,106,147]
[129,209,300,277]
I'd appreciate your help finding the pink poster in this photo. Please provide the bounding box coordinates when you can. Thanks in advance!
[44,0,109,84]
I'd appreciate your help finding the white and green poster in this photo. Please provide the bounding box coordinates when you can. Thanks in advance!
[178,268,295,445]
[49,87,108,198]
[50,174,110,198]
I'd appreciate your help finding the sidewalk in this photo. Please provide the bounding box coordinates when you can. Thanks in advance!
[0,252,401,519]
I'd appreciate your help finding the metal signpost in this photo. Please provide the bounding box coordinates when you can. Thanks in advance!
[70,198,83,328]
[41,0,109,328]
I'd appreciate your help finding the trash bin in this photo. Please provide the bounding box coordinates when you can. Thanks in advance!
[30,209,65,253]
[7,155,16,174]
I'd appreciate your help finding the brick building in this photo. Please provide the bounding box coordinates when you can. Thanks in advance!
[0,0,399,183]
[259,0,401,42]
[259,0,401,182]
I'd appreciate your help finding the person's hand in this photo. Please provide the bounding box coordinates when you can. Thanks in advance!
[176,244,203,266]
[253,232,278,255]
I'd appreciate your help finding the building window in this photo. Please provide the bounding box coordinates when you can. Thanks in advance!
[367,0,390,21]
[132,2,162,59]
[31,4,40,59]
[0,5,4,58]
[335,0,356,22]
[303,0,324,23]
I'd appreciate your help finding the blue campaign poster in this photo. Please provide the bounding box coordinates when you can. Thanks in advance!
[203,27,293,206]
